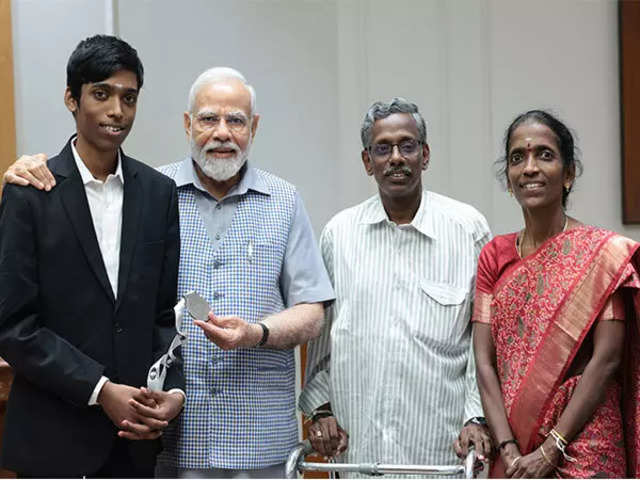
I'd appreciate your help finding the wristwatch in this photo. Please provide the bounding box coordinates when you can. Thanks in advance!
[256,322,269,347]
[311,408,334,422]
[464,416,488,427]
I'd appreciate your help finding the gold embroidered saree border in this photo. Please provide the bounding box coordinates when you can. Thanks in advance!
[507,234,639,452]
[473,292,492,324]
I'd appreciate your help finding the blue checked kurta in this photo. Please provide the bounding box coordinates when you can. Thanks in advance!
[299,191,491,475]
[158,158,333,470]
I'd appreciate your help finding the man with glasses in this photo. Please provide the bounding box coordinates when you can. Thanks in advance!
[300,97,493,470]
[154,67,334,478]
[2,66,334,478]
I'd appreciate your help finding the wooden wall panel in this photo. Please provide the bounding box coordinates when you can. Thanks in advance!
[300,343,329,478]
[0,0,16,182]
[0,1,16,476]
[0,361,12,478]
[621,0,640,223]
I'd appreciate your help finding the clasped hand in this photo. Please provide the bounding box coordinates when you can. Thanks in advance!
[99,382,184,440]
[502,440,560,478]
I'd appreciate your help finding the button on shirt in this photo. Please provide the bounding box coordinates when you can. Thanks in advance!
[300,191,491,472]
[190,169,238,250]
[176,160,331,305]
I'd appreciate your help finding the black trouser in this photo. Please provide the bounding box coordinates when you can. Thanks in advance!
[18,437,155,479]
[93,437,155,478]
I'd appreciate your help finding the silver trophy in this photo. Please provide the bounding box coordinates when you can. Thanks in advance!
[146,291,210,391]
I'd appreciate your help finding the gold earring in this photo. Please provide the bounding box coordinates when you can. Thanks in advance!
[508,187,513,197]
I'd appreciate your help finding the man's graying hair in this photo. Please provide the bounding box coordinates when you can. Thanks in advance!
[360,97,427,149]
[187,66,256,114]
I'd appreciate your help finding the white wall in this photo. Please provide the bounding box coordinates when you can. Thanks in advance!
[12,0,109,157]
[11,0,640,240]
[117,0,340,232]
[487,0,636,239]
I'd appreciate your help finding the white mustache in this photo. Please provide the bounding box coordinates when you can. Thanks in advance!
[203,141,240,154]
[190,135,250,182]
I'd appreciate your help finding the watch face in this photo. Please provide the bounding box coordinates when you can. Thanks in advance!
[467,417,487,426]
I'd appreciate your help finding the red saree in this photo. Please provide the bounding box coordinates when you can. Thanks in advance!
[474,225,640,478]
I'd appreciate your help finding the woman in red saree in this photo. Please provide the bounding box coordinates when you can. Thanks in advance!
[473,110,640,478]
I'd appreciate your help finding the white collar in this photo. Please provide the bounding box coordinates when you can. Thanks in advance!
[360,191,438,240]
[70,136,123,185]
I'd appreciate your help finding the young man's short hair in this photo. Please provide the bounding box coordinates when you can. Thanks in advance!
[66,34,144,102]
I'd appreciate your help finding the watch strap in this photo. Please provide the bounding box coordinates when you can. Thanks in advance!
[256,322,269,347]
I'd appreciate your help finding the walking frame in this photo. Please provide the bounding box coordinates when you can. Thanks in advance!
[285,440,478,478]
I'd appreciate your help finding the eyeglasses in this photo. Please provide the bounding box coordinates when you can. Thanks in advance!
[195,112,249,132]
[369,139,422,159]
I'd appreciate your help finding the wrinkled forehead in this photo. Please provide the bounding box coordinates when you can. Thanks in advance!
[193,80,252,116]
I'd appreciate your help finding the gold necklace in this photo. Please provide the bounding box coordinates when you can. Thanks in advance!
[517,215,568,259]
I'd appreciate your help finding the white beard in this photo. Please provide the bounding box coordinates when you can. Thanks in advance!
[190,137,251,182]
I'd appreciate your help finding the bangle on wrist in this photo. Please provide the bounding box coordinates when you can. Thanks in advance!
[548,428,576,463]
[540,445,557,468]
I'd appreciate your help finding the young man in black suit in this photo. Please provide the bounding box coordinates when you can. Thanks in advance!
[0,35,184,477]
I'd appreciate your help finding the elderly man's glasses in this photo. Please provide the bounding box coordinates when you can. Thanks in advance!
[369,139,421,159]
[195,112,249,132]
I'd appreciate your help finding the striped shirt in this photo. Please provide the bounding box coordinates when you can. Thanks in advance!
[299,190,491,473]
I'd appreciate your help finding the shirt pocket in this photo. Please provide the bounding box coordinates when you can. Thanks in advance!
[239,233,284,266]
[242,238,285,294]
[415,279,470,346]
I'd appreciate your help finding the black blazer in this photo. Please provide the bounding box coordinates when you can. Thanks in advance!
[0,140,183,476]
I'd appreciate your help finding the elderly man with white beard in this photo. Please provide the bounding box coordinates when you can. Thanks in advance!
[2,67,334,479]
[155,67,334,478]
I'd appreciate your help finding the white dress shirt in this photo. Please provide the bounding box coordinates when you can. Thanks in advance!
[71,142,186,407]
[71,140,123,405]
[299,191,491,474]
[71,140,124,299]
